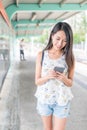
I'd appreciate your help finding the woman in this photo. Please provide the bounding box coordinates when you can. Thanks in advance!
[35,22,75,130]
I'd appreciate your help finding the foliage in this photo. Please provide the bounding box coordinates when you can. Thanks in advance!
[37,30,49,44]
[73,32,85,44]
[69,12,87,44]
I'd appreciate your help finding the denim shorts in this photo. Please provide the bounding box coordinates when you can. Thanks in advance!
[36,101,70,118]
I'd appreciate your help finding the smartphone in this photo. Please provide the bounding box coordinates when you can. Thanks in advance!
[54,66,65,73]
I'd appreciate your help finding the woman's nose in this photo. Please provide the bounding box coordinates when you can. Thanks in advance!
[57,40,62,46]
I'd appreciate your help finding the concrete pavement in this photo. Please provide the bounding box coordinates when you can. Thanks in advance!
[18,57,87,130]
[0,56,87,130]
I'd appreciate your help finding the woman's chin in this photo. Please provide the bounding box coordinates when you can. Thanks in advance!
[56,47,61,51]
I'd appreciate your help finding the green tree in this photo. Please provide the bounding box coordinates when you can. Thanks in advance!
[37,30,49,44]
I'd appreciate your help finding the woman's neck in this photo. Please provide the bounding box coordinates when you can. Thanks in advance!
[48,48,62,56]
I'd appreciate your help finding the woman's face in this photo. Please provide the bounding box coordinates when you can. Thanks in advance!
[52,30,67,51]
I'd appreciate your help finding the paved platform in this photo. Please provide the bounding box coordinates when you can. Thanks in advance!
[17,57,87,130]
[0,56,87,130]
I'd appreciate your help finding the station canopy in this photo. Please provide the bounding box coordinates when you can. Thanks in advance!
[2,0,87,37]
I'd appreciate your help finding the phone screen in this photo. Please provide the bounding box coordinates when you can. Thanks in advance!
[54,67,65,73]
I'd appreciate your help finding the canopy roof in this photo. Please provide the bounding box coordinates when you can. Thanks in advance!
[2,0,87,37]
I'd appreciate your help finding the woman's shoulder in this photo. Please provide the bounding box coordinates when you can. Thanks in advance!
[37,51,42,55]
[37,50,47,56]
[36,51,44,61]
[37,51,43,57]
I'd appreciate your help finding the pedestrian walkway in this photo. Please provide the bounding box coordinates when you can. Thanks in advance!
[18,58,43,130]
[0,57,87,130]
[18,57,87,130]
[75,61,87,77]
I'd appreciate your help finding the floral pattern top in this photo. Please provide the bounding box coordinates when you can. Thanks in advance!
[35,50,74,106]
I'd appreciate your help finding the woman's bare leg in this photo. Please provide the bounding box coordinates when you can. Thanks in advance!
[53,116,67,130]
[41,115,53,130]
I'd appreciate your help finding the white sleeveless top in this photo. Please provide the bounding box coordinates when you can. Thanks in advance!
[35,50,73,106]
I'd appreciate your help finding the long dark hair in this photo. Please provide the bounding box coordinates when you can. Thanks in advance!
[44,22,74,71]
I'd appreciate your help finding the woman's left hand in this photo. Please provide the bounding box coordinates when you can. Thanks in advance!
[55,71,67,83]
[55,71,73,87]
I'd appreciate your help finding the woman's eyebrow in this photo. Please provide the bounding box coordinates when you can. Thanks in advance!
[56,36,66,40]
[56,36,60,38]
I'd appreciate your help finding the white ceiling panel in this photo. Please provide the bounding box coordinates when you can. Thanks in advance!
[2,0,86,37]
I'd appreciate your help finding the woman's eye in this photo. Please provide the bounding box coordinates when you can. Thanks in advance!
[56,38,60,40]
[64,40,67,43]
[64,41,67,42]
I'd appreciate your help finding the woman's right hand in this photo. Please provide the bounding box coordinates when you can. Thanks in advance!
[47,70,57,80]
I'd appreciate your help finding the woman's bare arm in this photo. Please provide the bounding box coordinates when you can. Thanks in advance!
[56,62,75,87]
[35,51,57,86]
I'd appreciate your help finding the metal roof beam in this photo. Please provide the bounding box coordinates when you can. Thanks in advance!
[80,0,87,6]
[60,0,68,6]
[31,13,37,21]
[38,0,46,6]
[6,3,87,20]
[66,12,80,19]
[15,25,51,30]
[12,19,62,27]
[16,0,19,6]
[42,12,52,21]
[0,0,11,27]
[56,12,68,20]
[16,34,41,38]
